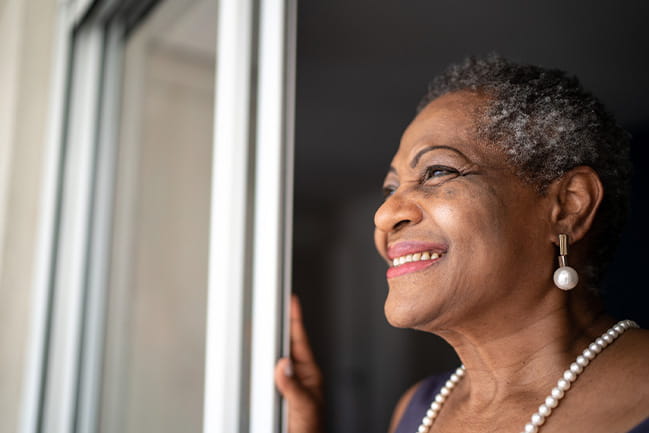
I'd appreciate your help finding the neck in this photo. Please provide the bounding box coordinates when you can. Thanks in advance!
[434,288,611,408]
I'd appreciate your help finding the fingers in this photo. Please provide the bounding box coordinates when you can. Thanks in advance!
[289,295,317,364]
[275,357,325,433]
[287,295,323,389]
[275,357,307,401]
[274,357,293,395]
[276,297,326,433]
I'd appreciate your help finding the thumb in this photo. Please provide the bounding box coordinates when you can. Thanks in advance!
[275,357,305,400]
[275,357,325,433]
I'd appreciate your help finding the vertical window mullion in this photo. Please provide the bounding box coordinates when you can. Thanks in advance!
[203,0,256,432]
[204,0,297,430]
[250,0,297,432]
[41,24,105,433]
[74,20,124,433]
[18,3,76,433]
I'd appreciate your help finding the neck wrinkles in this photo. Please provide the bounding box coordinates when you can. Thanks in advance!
[434,292,609,408]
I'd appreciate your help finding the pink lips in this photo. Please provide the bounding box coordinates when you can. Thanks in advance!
[385,241,447,279]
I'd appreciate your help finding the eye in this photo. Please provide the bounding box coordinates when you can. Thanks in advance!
[422,165,459,182]
[382,185,397,199]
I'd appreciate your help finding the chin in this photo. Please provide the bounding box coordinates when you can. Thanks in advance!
[384,308,411,329]
[383,281,456,332]
[384,292,432,329]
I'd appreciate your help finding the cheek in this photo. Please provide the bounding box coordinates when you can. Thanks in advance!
[433,183,546,292]
[431,186,507,251]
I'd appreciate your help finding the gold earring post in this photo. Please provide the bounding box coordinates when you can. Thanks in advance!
[558,233,568,267]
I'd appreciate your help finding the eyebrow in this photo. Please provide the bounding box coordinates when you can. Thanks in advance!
[410,145,468,168]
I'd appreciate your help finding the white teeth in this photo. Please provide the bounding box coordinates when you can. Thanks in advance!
[390,251,444,267]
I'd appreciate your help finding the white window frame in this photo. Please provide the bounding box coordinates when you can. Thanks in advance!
[19,0,297,432]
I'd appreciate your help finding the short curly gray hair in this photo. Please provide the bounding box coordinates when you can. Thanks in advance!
[418,55,632,287]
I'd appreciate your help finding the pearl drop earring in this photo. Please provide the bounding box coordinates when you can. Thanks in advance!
[553,233,579,290]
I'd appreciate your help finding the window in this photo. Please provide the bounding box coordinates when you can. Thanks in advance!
[20,1,296,432]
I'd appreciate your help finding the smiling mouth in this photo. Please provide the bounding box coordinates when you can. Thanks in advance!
[390,251,443,267]
[386,250,445,278]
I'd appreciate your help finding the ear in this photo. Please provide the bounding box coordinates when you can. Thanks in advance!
[547,166,604,245]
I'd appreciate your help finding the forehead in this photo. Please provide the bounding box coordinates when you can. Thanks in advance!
[396,91,500,165]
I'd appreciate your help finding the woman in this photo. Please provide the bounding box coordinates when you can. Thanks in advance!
[275,56,649,433]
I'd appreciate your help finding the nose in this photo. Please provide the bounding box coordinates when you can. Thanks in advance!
[374,189,423,233]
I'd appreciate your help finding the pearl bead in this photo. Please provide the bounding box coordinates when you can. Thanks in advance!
[431,402,441,411]
[602,333,613,344]
[426,409,435,418]
[557,378,571,391]
[576,355,589,367]
[531,413,545,426]
[423,417,432,426]
[596,337,607,348]
[569,362,583,374]
[538,404,551,417]
[614,324,624,333]
[582,348,595,360]
[551,387,564,399]
[563,370,576,382]
[450,374,460,383]
[435,394,445,403]
[418,425,427,433]
[607,329,618,338]
[525,422,538,433]
[440,387,450,396]
[445,380,455,389]
[553,266,578,290]
[589,342,601,353]
[545,396,558,408]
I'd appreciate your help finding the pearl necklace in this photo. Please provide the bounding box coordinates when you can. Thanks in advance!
[416,319,639,433]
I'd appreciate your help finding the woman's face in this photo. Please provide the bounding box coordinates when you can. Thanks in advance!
[374,91,556,332]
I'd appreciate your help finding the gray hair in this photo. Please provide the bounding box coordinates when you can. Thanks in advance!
[418,55,632,287]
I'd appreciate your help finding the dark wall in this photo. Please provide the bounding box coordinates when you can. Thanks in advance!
[293,2,649,432]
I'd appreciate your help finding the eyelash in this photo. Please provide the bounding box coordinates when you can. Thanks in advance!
[382,165,459,199]
[383,186,396,199]
[422,165,459,182]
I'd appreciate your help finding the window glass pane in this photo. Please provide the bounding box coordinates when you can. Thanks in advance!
[99,1,216,432]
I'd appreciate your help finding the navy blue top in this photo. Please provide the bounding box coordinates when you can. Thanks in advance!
[395,372,649,433]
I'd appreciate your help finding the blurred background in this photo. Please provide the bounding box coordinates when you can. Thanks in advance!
[292,1,649,432]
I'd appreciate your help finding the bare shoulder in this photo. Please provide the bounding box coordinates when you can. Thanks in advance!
[591,328,649,427]
[388,380,422,433]
[614,328,649,367]
[621,328,649,376]
[597,328,649,393]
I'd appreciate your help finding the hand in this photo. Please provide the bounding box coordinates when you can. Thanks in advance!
[275,295,325,433]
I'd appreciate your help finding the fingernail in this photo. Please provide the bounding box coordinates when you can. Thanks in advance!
[284,359,293,377]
